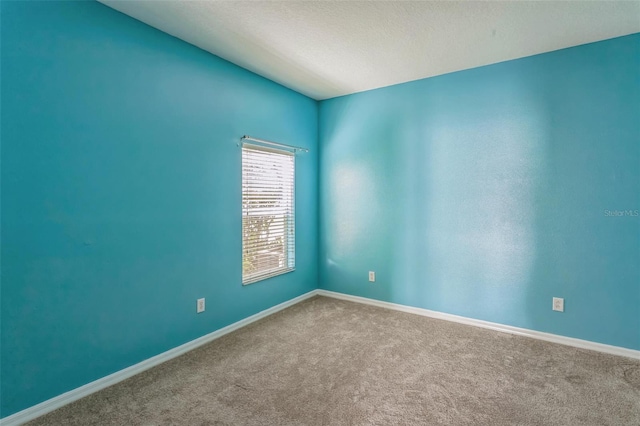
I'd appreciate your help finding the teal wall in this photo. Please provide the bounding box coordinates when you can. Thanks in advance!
[1,1,318,417]
[319,34,640,351]
[2,0,638,419]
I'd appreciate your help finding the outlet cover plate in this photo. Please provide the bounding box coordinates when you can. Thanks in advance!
[552,297,564,312]
[197,298,205,313]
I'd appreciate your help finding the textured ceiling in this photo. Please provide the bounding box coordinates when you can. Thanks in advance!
[99,1,640,100]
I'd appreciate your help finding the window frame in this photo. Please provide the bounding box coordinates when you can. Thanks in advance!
[241,143,296,285]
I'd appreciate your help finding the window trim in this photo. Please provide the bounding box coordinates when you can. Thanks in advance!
[241,143,296,285]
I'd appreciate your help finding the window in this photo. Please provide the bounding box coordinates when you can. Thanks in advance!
[242,144,295,284]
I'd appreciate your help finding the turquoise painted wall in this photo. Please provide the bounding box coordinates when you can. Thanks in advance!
[1,1,317,417]
[319,34,640,351]
[2,0,638,419]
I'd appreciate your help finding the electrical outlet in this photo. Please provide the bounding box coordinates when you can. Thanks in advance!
[197,298,205,313]
[552,297,564,312]
[369,271,375,282]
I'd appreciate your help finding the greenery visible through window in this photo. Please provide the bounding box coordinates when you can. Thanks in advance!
[242,144,295,284]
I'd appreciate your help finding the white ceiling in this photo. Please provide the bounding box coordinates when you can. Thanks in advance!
[99,1,640,100]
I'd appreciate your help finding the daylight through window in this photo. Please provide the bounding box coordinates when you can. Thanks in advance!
[242,144,295,284]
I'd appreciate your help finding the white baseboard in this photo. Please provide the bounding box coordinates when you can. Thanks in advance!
[0,290,319,426]
[4,288,638,425]
[316,289,640,360]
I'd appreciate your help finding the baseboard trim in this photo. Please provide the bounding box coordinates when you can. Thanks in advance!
[0,290,320,426]
[5,288,637,424]
[316,289,640,360]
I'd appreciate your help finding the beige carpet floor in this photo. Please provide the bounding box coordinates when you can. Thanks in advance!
[28,296,640,425]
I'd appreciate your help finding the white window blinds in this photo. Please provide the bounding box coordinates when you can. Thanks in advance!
[242,144,295,284]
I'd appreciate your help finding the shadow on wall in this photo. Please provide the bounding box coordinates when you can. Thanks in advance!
[391,63,546,326]
[320,94,397,303]
[319,34,640,350]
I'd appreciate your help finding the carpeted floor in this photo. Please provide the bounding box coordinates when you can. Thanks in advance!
[29,296,640,425]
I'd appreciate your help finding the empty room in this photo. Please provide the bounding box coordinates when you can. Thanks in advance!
[1,1,639,425]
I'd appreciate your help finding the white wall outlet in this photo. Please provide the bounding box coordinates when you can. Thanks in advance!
[197,298,205,313]
[369,271,375,282]
[552,297,564,312]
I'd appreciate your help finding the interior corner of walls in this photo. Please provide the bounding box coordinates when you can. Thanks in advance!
[314,34,640,353]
